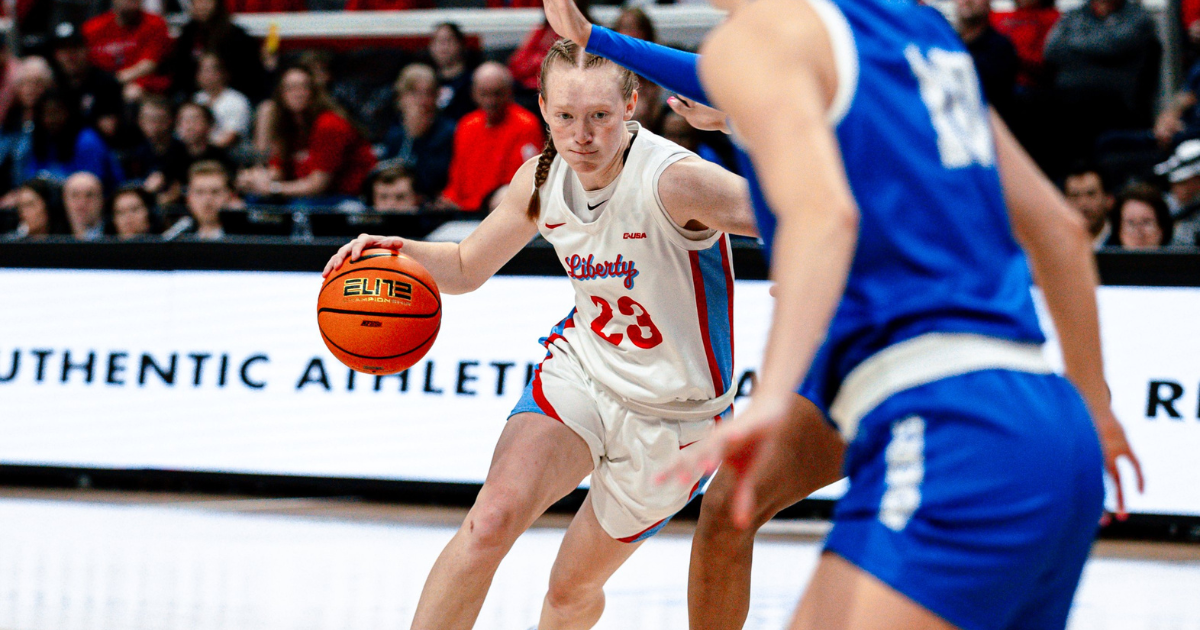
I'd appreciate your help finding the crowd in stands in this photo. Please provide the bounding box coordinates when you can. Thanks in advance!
[0,0,1198,251]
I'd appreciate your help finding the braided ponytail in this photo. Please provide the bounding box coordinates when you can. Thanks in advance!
[526,138,558,220]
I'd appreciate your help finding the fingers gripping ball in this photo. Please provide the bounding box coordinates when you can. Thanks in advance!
[318,248,441,374]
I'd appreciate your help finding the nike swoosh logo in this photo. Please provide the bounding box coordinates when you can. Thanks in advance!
[679,441,700,450]
[587,200,607,211]
[546,222,566,229]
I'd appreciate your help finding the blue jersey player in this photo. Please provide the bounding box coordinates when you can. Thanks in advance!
[544,0,1144,629]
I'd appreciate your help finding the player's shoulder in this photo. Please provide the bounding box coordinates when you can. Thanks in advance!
[702,0,829,68]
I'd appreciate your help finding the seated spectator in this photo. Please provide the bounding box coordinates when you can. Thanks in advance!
[956,0,1018,121]
[226,0,306,12]
[50,23,124,145]
[125,95,187,199]
[238,65,377,206]
[194,53,252,149]
[2,56,56,135]
[10,178,66,239]
[82,0,172,101]
[17,90,123,189]
[430,23,478,122]
[109,184,160,239]
[991,0,1059,90]
[1044,0,1161,173]
[379,64,455,199]
[165,0,267,103]
[184,160,231,240]
[614,7,655,42]
[253,51,336,159]
[62,171,106,240]
[0,33,21,129]
[370,166,420,213]
[173,102,231,203]
[438,63,542,212]
[508,19,560,109]
[1113,182,1172,250]
[1062,163,1114,249]
[1154,139,1200,247]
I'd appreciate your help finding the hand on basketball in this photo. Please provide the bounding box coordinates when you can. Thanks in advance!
[1093,408,1144,524]
[659,393,795,529]
[322,233,406,278]
[667,96,731,135]
[543,0,593,47]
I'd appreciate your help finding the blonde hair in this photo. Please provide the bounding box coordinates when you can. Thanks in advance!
[526,39,638,221]
[395,63,436,96]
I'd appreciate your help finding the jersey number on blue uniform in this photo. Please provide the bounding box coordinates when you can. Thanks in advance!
[904,45,995,169]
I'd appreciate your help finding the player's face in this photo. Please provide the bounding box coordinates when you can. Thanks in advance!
[540,66,636,176]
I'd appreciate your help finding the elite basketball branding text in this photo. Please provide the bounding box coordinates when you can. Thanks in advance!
[343,278,413,303]
[564,254,640,289]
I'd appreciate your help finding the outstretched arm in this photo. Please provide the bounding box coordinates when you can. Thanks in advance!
[323,159,541,294]
[992,110,1144,517]
[542,0,711,106]
[659,157,757,237]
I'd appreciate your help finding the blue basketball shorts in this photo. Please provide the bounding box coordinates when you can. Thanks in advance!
[825,368,1105,630]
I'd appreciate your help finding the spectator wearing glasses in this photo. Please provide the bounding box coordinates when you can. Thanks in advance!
[1113,182,1173,250]
[379,63,455,199]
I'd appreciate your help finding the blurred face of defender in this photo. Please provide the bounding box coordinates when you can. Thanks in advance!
[16,188,50,236]
[539,64,637,178]
[113,192,151,239]
[188,173,231,224]
[281,69,313,115]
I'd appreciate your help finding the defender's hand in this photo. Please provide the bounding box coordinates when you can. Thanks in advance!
[322,233,406,278]
[1094,409,1144,523]
[668,96,731,134]
[659,393,794,529]
[543,0,593,47]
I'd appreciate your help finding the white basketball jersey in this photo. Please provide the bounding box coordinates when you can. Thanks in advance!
[537,122,736,420]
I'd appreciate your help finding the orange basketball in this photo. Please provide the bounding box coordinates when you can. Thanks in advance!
[317,248,441,375]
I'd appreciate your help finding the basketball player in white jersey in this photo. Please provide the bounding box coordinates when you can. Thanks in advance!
[324,39,757,630]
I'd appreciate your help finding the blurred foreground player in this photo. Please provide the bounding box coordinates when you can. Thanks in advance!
[324,40,759,630]
[659,0,1145,629]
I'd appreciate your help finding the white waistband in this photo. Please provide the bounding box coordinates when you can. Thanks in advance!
[596,378,737,421]
[828,333,1052,441]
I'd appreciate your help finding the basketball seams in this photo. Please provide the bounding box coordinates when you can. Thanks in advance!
[317,308,441,319]
[319,321,440,361]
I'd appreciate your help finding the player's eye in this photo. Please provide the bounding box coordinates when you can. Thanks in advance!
[558,113,573,121]
[593,112,608,120]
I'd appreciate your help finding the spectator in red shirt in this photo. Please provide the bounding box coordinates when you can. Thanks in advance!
[237,65,377,206]
[226,0,306,12]
[991,0,1059,89]
[82,0,172,102]
[438,63,543,212]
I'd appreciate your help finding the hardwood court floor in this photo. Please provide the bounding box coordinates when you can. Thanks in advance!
[1,488,1198,630]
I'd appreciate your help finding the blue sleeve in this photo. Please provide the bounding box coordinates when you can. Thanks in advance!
[586,26,712,107]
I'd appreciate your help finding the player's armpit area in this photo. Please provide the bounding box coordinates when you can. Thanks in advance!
[657,157,757,237]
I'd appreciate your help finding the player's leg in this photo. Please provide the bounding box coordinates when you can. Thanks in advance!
[789,553,959,630]
[537,493,643,630]
[410,412,593,630]
[688,394,845,630]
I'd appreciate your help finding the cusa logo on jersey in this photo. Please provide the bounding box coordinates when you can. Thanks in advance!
[623,233,646,240]
[564,253,640,289]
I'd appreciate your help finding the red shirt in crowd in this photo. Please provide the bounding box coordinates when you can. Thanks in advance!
[442,103,543,211]
[345,0,432,9]
[272,110,378,197]
[226,0,307,12]
[508,23,559,91]
[991,7,1060,88]
[1186,0,1200,32]
[82,10,172,93]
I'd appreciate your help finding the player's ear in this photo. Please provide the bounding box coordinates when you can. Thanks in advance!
[625,89,638,121]
[538,93,548,120]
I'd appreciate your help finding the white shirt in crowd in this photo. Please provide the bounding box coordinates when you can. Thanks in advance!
[195,88,253,145]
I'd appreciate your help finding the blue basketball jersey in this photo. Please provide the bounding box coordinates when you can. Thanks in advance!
[747,0,1046,413]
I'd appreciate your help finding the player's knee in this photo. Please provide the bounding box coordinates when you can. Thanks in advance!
[544,576,603,615]
[464,488,534,552]
[697,483,774,539]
